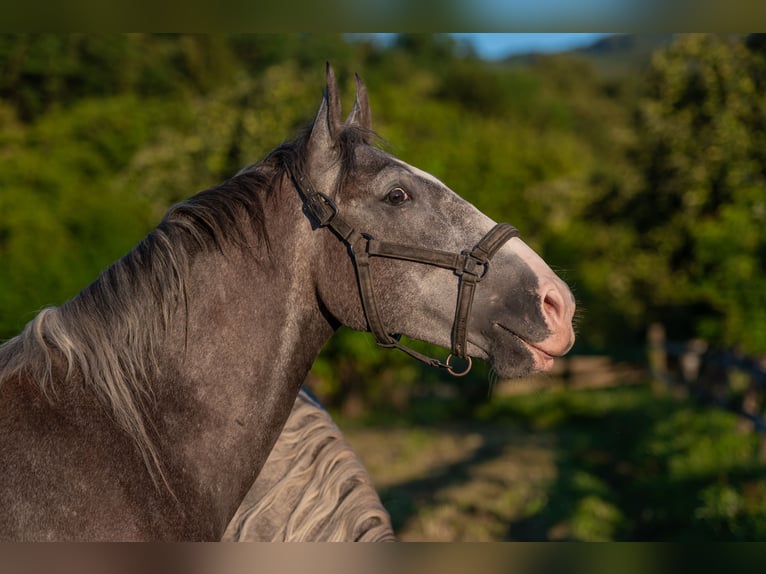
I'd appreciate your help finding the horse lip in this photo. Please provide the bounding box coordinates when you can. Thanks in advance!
[493,322,564,358]
[492,322,562,373]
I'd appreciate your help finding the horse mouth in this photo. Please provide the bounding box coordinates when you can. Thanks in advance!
[493,322,558,373]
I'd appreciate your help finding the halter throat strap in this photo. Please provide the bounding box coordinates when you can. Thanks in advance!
[290,169,519,377]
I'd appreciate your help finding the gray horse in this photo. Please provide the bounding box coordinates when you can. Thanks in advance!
[0,65,574,540]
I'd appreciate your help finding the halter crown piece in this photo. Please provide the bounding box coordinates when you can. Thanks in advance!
[291,169,519,377]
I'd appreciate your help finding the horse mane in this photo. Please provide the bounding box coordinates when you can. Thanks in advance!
[0,123,376,491]
[0,162,278,490]
[223,388,395,542]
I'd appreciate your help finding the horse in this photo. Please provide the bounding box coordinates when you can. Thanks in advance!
[222,386,395,542]
[0,64,575,540]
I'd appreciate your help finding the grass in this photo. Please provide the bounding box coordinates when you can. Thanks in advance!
[336,381,766,541]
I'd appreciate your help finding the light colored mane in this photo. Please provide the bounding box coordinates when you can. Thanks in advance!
[223,388,395,542]
[0,170,274,489]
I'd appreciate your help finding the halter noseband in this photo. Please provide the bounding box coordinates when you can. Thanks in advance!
[292,169,519,377]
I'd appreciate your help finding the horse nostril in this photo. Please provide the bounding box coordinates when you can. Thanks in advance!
[538,280,576,355]
[542,286,567,327]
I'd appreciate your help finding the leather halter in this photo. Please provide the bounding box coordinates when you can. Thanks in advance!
[291,169,519,377]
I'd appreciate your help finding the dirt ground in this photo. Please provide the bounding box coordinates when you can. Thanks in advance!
[340,421,560,541]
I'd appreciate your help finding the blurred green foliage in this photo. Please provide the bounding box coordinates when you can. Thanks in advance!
[594,34,766,352]
[473,384,766,540]
[2,33,766,410]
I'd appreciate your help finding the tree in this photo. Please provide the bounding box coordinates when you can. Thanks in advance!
[615,34,766,351]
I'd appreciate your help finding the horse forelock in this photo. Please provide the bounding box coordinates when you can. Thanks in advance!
[335,126,386,194]
[248,123,384,198]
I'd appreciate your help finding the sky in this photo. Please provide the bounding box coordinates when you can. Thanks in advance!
[453,33,613,59]
[368,33,614,61]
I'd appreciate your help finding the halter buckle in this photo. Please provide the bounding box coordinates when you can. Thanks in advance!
[305,191,338,227]
[457,251,489,281]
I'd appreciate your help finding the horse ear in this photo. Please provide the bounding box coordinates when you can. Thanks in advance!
[345,73,372,132]
[308,62,343,151]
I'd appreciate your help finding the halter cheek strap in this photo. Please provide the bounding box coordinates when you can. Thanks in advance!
[292,171,519,377]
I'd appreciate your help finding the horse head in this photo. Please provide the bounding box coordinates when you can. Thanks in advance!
[299,64,575,378]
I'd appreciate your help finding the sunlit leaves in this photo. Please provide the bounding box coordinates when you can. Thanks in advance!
[629,34,766,351]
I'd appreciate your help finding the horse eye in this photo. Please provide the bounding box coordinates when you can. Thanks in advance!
[386,187,410,206]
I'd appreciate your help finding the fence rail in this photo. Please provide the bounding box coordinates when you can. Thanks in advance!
[647,323,766,435]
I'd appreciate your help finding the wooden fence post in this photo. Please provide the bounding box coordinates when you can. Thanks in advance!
[680,339,707,383]
[647,322,766,442]
[647,323,667,385]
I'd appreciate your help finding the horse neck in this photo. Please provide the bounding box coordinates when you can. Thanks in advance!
[150,180,336,533]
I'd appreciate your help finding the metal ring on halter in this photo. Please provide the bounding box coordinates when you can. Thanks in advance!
[445,354,472,377]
